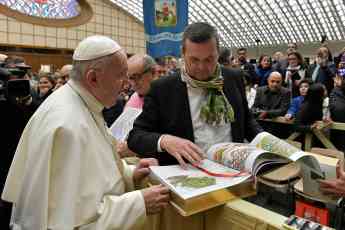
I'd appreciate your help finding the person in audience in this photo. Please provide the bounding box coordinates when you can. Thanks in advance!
[322,84,331,121]
[53,75,66,91]
[230,55,241,69]
[334,46,345,68]
[329,54,345,152]
[255,54,273,86]
[115,54,158,158]
[245,80,257,109]
[287,43,298,55]
[36,73,55,105]
[127,54,158,109]
[102,96,126,127]
[154,57,167,78]
[284,51,307,98]
[252,71,291,119]
[293,83,331,149]
[0,54,7,65]
[59,64,73,82]
[272,51,284,74]
[307,46,335,94]
[221,49,256,107]
[166,57,178,75]
[237,47,258,86]
[119,79,134,102]
[127,22,262,167]
[52,64,72,91]
[0,56,38,230]
[294,83,328,132]
[1,35,170,230]
[218,47,232,68]
[284,79,311,121]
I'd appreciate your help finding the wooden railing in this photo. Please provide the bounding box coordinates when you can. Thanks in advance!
[257,117,345,152]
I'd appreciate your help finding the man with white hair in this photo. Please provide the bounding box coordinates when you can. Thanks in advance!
[0,54,7,64]
[59,64,73,81]
[1,36,169,230]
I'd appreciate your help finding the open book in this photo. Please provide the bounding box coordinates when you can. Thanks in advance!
[150,132,326,205]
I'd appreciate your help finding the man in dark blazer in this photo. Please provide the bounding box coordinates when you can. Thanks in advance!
[252,71,291,119]
[127,22,262,167]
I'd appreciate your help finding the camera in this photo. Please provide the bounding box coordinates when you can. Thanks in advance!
[0,66,31,102]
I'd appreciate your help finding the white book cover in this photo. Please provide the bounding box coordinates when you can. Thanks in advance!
[150,159,251,200]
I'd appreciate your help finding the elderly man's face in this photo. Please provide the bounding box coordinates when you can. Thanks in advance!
[183,38,219,81]
[268,73,282,92]
[95,51,128,108]
[128,60,154,97]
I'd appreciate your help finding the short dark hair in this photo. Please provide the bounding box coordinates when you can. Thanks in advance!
[299,79,311,87]
[182,22,219,52]
[218,47,231,65]
[257,54,271,69]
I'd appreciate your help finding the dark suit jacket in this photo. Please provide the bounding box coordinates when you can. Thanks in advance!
[252,86,291,118]
[306,63,335,94]
[127,68,262,165]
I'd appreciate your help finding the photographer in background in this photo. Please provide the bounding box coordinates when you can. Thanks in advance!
[0,56,38,230]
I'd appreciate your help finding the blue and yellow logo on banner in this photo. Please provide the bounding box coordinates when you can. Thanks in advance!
[144,0,188,58]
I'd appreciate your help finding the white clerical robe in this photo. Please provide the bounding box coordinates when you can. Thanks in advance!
[2,79,146,230]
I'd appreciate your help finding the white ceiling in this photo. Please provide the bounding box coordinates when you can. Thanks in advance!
[110,0,345,48]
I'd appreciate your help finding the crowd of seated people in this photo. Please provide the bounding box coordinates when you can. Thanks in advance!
[218,44,345,150]
[2,43,345,154]
[1,45,345,153]
[0,40,345,230]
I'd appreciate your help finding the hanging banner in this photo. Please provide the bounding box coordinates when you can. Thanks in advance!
[143,0,188,58]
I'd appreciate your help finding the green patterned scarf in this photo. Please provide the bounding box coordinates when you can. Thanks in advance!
[181,64,235,125]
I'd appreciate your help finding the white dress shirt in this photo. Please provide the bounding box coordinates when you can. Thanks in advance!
[158,75,232,154]
[186,84,232,154]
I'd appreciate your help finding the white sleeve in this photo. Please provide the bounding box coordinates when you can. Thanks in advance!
[157,135,164,152]
[48,126,146,230]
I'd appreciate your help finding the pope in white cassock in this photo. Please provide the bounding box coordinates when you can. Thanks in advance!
[1,36,170,230]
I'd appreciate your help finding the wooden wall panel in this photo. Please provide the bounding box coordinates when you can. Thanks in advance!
[3,51,72,73]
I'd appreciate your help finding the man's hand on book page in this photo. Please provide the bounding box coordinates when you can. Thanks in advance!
[160,134,204,169]
[142,184,170,215]
[319,162,345,197]
[134,158,159,185]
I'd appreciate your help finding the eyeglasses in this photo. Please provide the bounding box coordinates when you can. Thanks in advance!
[128,67,151,81]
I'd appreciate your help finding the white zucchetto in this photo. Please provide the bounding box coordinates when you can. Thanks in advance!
[73,35,122,61]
